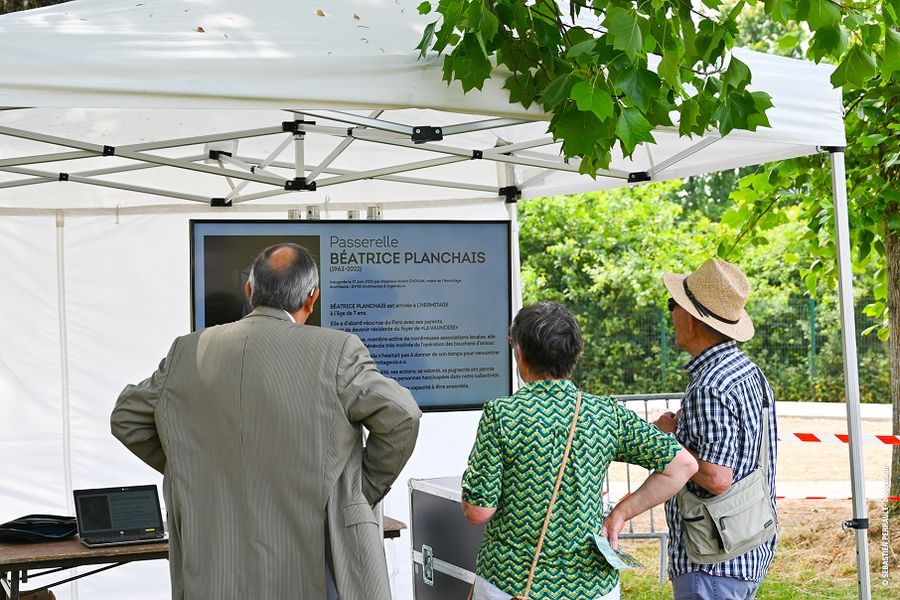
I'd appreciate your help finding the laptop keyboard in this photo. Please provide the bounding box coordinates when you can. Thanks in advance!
[87,532,165,545]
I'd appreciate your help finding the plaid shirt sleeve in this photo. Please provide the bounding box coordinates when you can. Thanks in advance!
[461,402,504,507]
[613,403,681,472]
[680,385,739,468]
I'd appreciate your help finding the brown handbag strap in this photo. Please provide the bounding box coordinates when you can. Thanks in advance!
[519,391,583,600]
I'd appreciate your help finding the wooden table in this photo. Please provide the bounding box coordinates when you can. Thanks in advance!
[1,517,406,599]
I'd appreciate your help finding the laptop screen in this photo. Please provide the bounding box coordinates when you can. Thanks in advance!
[74,485,164,538]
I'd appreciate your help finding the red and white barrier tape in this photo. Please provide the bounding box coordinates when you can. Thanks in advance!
[776,495,900,502]
[781,433,900,445]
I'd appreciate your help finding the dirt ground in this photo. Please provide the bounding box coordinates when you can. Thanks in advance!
[607,413,894,498]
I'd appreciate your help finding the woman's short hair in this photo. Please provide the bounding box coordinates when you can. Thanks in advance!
[247,243,319,312]
[509,301,584,379]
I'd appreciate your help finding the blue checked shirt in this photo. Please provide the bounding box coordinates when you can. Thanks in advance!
[665,341,778,582]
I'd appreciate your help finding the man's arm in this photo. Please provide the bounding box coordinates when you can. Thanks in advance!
[110,346,174,474]
[686,450,733,495]
[654,409,733,495]
[337,335,422,505]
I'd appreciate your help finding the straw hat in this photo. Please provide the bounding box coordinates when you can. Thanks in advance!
[663,258,755,342]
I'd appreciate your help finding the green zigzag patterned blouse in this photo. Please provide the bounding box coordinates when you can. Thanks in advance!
[462,379,681,599]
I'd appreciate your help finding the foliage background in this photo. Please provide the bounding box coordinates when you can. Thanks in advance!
[518,183,891,403]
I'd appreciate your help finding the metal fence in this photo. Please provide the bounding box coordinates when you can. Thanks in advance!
[609,392,684,583]
[582,299,889,404]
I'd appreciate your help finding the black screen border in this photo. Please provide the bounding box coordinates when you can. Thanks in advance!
[189,219,513,412]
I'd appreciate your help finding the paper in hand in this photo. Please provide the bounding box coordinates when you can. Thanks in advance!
[592,533,644,569]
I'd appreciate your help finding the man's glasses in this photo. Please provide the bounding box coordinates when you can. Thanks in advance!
[667,297,678,312]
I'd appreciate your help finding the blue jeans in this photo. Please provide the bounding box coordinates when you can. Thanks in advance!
[673,571,760,600]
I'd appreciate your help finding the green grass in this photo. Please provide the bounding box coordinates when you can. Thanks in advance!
[618,535,900,600]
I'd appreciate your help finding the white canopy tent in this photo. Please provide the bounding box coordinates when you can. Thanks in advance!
[0,0,870,598]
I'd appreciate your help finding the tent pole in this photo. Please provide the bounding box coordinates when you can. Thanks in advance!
[54,211,73,511]
[503,147,523,392]
[828,148,871,600]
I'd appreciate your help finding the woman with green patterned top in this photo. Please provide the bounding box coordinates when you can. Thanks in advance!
[462,301,697,600]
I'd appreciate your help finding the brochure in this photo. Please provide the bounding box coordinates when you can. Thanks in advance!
[592,533,644,569]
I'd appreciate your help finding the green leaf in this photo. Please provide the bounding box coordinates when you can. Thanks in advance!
[885,29,900,76]
[804,270,818,295]
[831,44,877,87]
[615,67,661,112]
[860,134,888,146]
[417,1,432,15]
[539,74,576,109]
[777,34,799,51]
[747,91,774,130]
[678,98,700,136]
[553,110,605,157]
[502,73,537,109]
[605,7,643,60]
[658,48,681,85]
[809,25,847,62]
[714,89,756,135]
[723,57,751,90]
[416,21,437,59]
[567,39,599,61]
[805,0,841,30]
[432,0,465,54]
[765,0,792,23]
[467,1,499,44]
[646,98,675,127]
[449,35,494,92]
[570,81,615,122]
[862,302,885,317]
[885,0,899,25]
[615,108,655,156]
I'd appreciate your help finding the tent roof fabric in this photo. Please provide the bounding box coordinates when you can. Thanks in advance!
[0,0,845,212]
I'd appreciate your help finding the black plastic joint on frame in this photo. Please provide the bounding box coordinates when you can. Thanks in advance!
[411,126,443,143]
[102,145,116,156]
[281,120,316,133]
[58,173,69,182]
[471,149,483,160]
[284,177,317,191]
[208,150,233,160]
[628,171,651,183]
[210,197,232,207]
[842,518,869,530]
[820,145,846,153]
[499,185,521,203]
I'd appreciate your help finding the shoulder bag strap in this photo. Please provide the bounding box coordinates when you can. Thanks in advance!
[518,391,583,600]
[756,369,771,471]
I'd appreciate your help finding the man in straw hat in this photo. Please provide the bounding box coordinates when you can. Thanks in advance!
[655,258,778,599]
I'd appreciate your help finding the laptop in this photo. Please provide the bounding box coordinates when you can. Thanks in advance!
[73,485,167,548]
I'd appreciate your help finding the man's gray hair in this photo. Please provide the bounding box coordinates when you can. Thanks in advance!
[247,243,319,312]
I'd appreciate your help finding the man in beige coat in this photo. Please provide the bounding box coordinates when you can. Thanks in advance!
[111,243,421,600]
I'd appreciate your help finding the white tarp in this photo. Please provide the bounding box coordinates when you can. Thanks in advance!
[0,0,843,211]
[0,1,851,599]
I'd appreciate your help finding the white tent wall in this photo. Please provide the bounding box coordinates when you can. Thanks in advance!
[0,208,496,599]
[0,0,869,598]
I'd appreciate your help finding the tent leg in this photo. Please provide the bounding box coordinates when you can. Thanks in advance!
[829,149,872,600]
[506,192,522,393]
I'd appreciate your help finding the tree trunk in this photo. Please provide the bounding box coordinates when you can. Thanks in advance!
[887,205,900,512]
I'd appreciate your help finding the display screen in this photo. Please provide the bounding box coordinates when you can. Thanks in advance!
[190,220,512,411]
